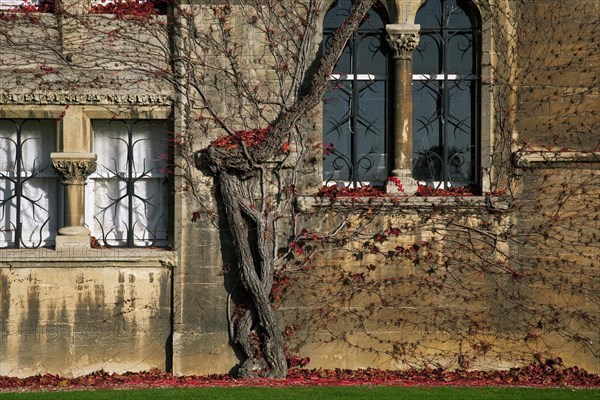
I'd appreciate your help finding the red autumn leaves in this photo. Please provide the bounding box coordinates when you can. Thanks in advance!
[1,359,598,392]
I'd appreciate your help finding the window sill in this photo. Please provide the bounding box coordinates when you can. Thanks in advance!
[86,12,167,21]
[0,247,176,267]
[296,194,511,213]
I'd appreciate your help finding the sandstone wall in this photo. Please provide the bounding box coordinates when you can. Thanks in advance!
[0,251,174,377]
[0,0,598,377]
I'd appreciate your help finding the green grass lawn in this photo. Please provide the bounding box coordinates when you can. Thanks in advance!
[0,386,598,400]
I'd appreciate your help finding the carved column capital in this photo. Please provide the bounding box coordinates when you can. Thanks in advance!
[51,152,97,184]
[386,23,420,60]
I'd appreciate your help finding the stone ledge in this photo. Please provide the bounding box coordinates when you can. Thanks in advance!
[0,248,177,266]
[296,195,511,213]
[513,151,600,167]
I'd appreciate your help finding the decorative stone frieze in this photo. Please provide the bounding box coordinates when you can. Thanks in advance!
[0,92,172,106]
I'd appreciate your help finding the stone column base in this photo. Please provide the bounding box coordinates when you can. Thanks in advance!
[388,169,419,195]
[55,235,92,253]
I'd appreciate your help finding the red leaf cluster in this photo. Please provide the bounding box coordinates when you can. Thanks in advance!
[387,176,405,193]
[271,270,293,302]
[287,363,600,387]
[89,236,106,249]
[416,185,477,197]
[90,0,165,19]
[316,143,335,155]
[0,12,18,21]
[0,361,598,392]
[210,127,270,151]
[287,355,311,368]
[298,228,322,242]
[316,185,387,200]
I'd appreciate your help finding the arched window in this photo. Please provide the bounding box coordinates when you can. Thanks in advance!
[322,0,389,186]
[413,0,480,189]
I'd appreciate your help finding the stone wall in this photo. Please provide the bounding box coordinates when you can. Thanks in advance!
[0,250,174,377]
[287,197,515,371]
[511,154,600,371]
[515,1,599,150]
[0,5,178,378]
[0,0,598,377]
[281,169,599,372]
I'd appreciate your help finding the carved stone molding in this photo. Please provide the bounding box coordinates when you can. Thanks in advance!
[51,153,97,184]
[0,92,172,106]
[386,23,420,60]
[386,31,420,59]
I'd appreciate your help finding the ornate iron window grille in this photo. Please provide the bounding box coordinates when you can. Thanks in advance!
[413,0,480,190]
[90,119,170,248]
[0,119,58,248]
[323,0,389,187]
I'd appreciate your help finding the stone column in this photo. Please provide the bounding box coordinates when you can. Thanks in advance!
[386,23,420,194]
[51,153,97,251]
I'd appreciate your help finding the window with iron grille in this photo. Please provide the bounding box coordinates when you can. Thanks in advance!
[0,119,60,248]
[0,0,38,10]
[413,0,481,190]
[86,119,170,248]
[322,0,389,187]
[0,0,55,11]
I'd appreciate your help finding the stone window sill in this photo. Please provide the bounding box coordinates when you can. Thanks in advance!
[0,247,177,267]
[296,195,511,213]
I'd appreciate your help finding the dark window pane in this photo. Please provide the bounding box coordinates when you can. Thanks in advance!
[446,80,473,138]
[414,33,442,74]
[415,0,443,29]
[417,0,473,29]
[446,0,472,29]
[323,0,352,29]
[447,31,474,74]
[356,80,386,182]
[413,0,479,188]
[323,1,389,185]
[446,80,475,185]
[413,81,443,182]
[356,33,387,75]
[359,7,385,32]
[323,81,352,182]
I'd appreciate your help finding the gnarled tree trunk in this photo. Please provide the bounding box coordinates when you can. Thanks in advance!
[207,0,377,378]
[218,171,286,377]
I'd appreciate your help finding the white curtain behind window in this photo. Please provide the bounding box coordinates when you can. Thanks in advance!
[0,119,59,248]
[87,120,169,247]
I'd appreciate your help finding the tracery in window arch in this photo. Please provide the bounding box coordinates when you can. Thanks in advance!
[322,0,390,187]
[412,0,481,190]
